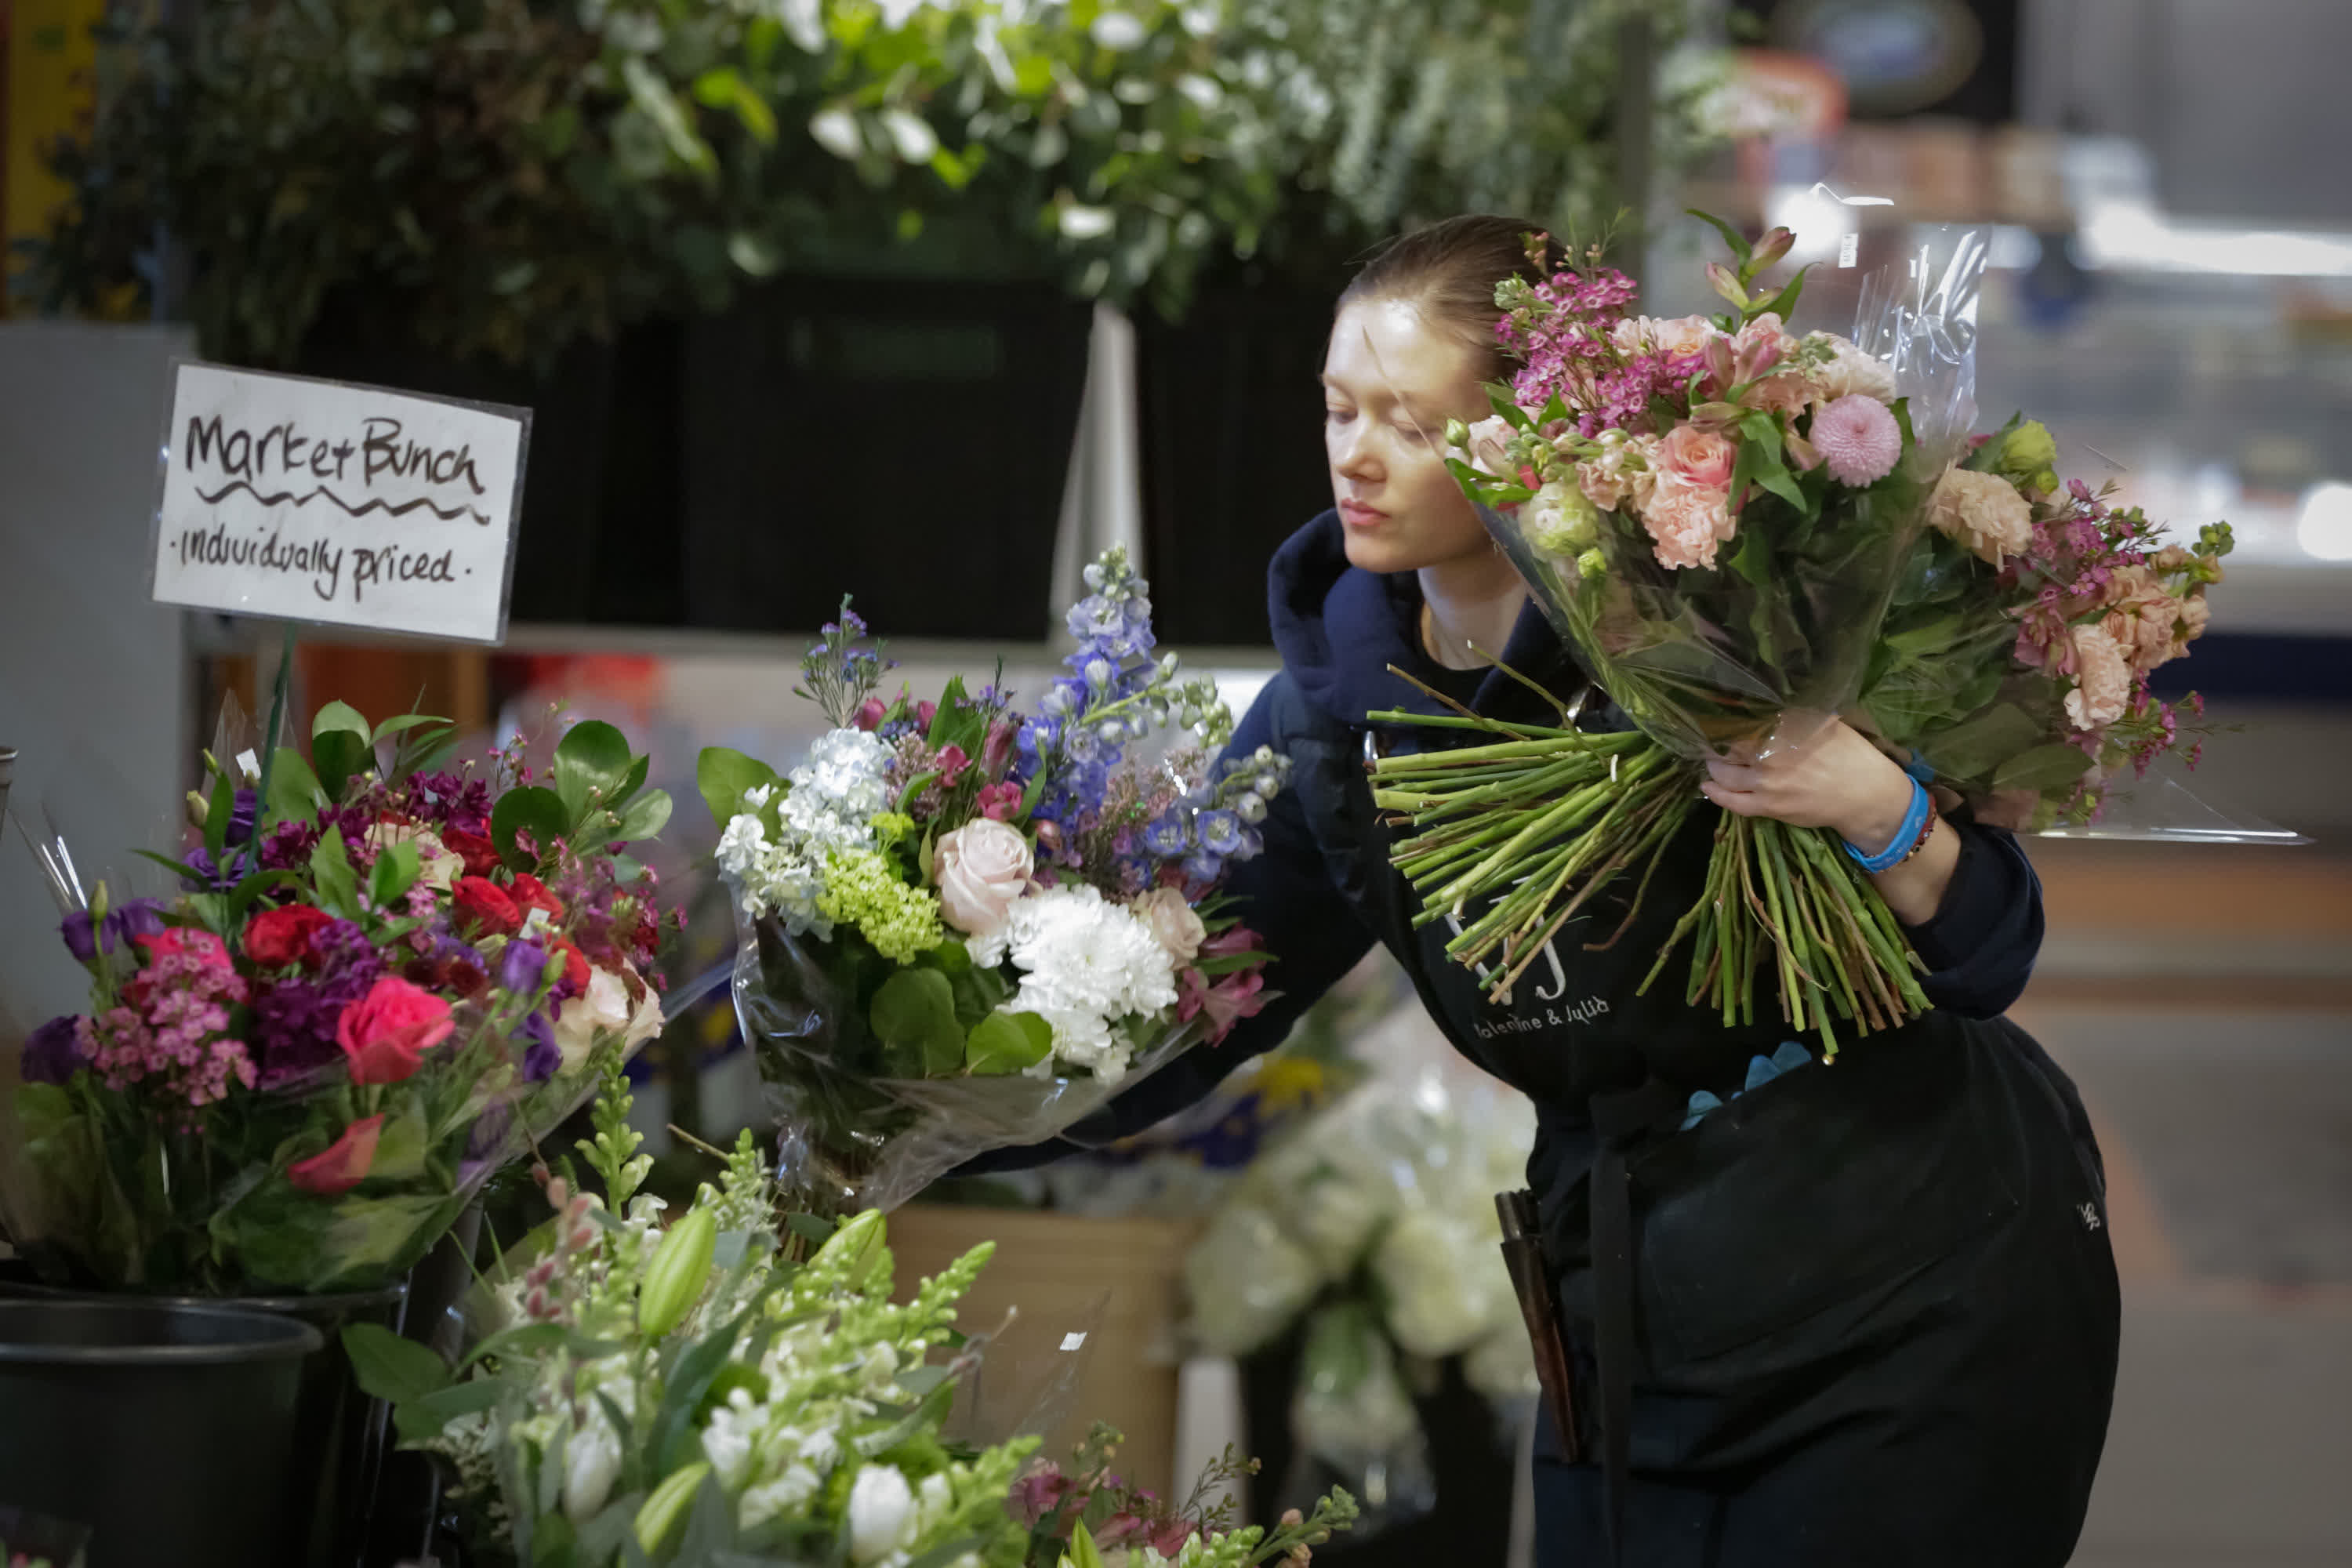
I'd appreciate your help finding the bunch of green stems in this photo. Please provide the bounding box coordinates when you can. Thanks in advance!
[1367,679,1927,1058]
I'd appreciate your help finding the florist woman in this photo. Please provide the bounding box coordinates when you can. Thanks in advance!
[980,216,2119,1566]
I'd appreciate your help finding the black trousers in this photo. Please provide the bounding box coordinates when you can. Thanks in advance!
[1533,1020,2122,1566]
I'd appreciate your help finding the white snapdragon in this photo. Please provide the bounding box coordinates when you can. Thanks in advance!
[967,884,1177,1081]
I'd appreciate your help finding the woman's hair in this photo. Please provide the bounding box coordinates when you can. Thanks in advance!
[1338,214,1570,379]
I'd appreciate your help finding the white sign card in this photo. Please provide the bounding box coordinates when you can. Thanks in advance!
[148,361,531,644]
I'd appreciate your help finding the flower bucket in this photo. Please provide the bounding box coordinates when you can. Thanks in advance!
[0,1279,406,1566]
[0,1298,321,1568]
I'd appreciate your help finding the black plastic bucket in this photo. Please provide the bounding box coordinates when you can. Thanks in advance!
[0,1298,321,1568]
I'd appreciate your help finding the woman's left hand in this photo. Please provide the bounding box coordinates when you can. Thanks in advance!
[1699,717,1914,855]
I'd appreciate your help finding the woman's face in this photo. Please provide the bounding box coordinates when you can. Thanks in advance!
[1323,296,1494,575]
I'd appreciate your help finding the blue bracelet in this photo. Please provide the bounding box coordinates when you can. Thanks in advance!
[1845,776,1930,874]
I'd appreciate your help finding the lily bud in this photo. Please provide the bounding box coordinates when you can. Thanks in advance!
[1753,226,1795,269]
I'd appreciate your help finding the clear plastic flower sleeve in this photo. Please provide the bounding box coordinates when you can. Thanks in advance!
[731,909,1206,1217]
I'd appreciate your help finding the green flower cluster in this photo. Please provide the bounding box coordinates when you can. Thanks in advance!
[818,848,946,964]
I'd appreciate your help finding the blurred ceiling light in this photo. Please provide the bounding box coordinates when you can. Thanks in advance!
[2080,198,2352,278]
[2295,481,2352,561]
[1765,182,1896,270]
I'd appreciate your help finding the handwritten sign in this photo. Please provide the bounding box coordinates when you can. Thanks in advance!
[149,362,530,644]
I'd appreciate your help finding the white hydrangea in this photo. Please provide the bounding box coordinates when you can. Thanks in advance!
[967,884,1177,1081]
[789,728,892,823]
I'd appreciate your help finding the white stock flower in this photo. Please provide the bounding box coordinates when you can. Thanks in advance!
[847,1465,918,1563]
[1374,1205,1513,1358]
[562,1407,623,1521]
[969,884,1177,1082]
[741,1464,824,1530]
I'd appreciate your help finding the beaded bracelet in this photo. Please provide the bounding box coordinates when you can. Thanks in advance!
[1844,776,1931,874]
[1896,792,1942,866]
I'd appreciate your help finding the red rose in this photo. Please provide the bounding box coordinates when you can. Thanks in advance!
[554,939,591,994]
[245,904,335,969]
[452,876,521,938]
[507,873,564,923]
[288,1114,383,1196]
[439,825,502,878]
[336,975,456,1085]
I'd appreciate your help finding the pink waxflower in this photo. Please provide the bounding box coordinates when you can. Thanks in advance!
[1810,394,1903,486]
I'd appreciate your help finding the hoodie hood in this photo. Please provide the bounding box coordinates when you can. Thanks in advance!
[1266,510,1579,726]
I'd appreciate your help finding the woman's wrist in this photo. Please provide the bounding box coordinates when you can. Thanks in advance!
[1836,756,1918,856]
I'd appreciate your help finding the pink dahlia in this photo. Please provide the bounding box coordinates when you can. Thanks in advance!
[1810,394,1903,486]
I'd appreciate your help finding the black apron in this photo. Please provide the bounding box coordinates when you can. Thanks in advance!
[1277,667,2119,1565]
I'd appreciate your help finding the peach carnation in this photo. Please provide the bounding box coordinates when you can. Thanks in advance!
[1926,466,2034,565]
[1640,477,1734,571]
[2063,624,2132,730]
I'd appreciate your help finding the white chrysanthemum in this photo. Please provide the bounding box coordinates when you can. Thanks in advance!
[969,884,1176,1082]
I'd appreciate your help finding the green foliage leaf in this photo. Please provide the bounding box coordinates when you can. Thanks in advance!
[492,786,569,870]
[371,839,422,909]
[267,747,325,823]
[609,789,673,847]
[310,827,360,919]
[341,1322,452,1404]
[1917,703,2044,785]
[696,748,782,829]
[1992,742,2097,794]
[622,56,717,177]
[313,699,371,741]
[310,728,369,803]
[869,967,964,1078]
[371,713,450,745]
[554,720,635,821]
[1756,263,1813,322]
[1686,208,1753,265]
[966,1010,1053,1076]
[394,1375,511,1446]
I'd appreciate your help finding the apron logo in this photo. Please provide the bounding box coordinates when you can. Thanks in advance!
[1441,885,1577,1002]
[2077,1202,2102,1232]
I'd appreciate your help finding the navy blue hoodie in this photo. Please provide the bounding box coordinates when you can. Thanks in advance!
[985,510,2044,1163]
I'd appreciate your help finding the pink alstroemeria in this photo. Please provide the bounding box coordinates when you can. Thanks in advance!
[1178,967,1269,1045]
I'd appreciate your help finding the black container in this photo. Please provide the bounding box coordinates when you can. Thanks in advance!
[0,1298,321,1568]
[0,1278,407,1567]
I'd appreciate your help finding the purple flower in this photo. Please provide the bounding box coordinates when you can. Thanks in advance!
[1196,810,1244,856]
[517,1011,560,1082]
[60,898,168,963]
[459,1101,517,1187]
[1182,849,1224,885]
[499,938,548,998]
[250,918,383,1089]
[1142,813,1191,857]
[226,789,259,847]
[181,848,241,892]
[22,1014,85,1085]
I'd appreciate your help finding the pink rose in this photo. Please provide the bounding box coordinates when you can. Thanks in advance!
[1652,314,1716,360]
[288,1114,383,1196]
[932,818,1034,936]
[1639,478,1734,571]
[1656,424,1736,491]
[1131,887,1207,965]
[2063,625,2132,731]
[336,975,456,1086]
[852,697,887,731]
